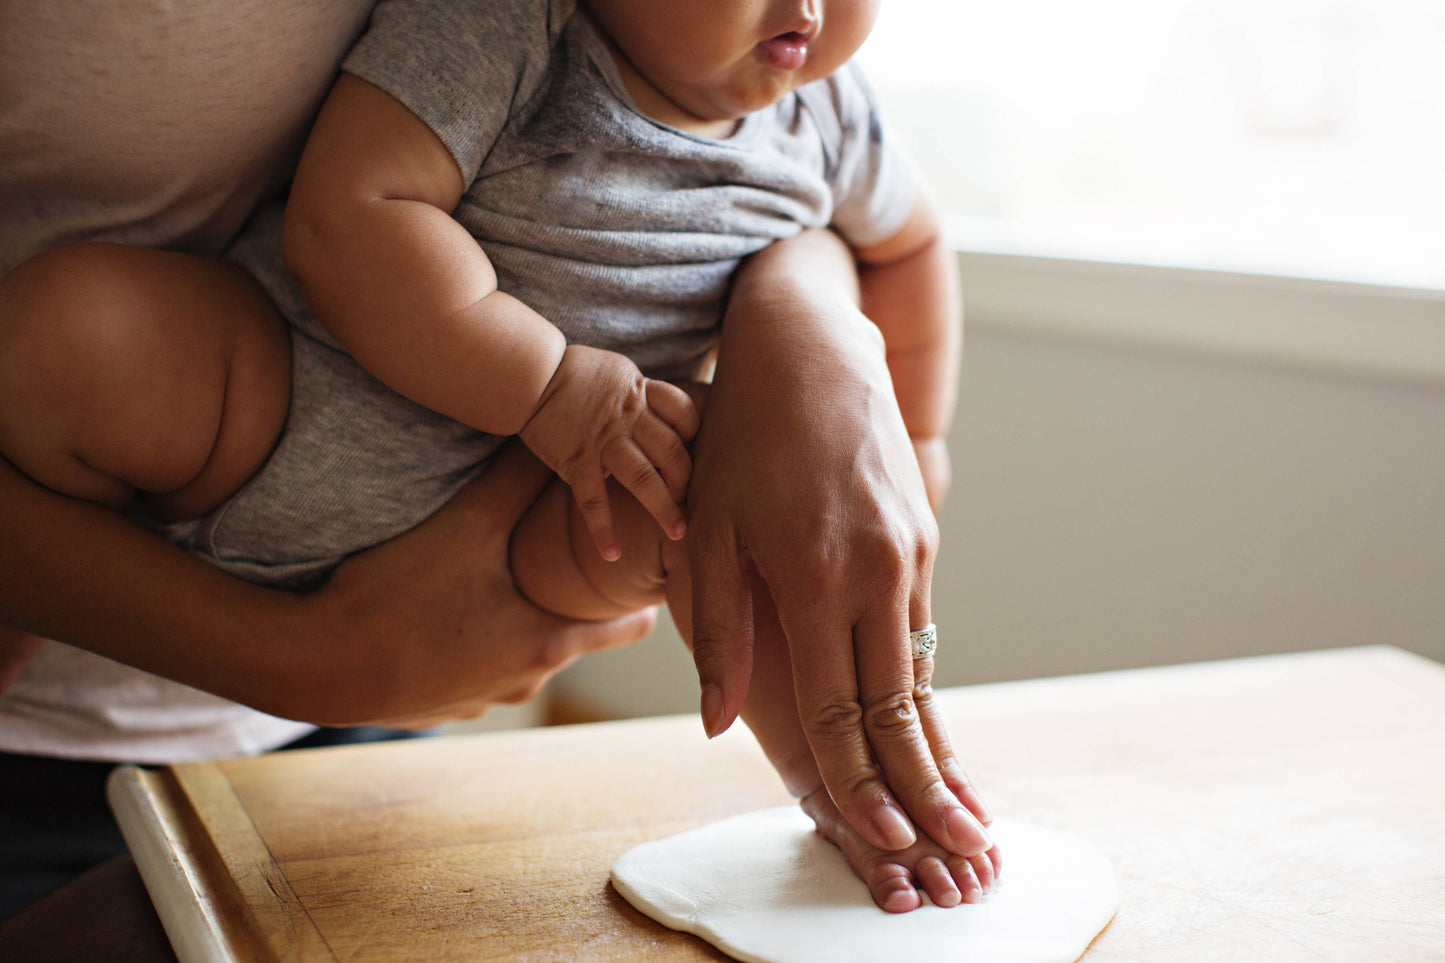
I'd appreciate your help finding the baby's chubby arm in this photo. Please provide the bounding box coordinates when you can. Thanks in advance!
[851,197,963,510]
[282,75,696,558]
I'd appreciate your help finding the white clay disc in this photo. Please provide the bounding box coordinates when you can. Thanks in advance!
[612,807,1118,963]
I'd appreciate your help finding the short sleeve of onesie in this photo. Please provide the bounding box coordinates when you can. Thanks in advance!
[812,61,917,249]
[341,0,558,183]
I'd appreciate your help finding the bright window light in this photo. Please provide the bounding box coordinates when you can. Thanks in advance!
[859,0,1445,288]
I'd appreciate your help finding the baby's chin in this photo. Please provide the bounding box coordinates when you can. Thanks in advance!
[654,64,816,133]
[707,72,808,118]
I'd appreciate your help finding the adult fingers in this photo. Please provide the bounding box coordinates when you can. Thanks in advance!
[801,789,921,914]
[780,600,916,853]
[853,604,987,858]
[366,607,656,730]
[544,605,659,663]
[687,524,754,738]
[800,787,992,912]
[910,654,1002,882]
[913,649,994,828]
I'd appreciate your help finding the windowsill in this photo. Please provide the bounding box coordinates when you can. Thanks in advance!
[948,215,1445,385]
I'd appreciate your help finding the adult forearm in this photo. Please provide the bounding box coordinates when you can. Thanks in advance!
[725,228,864,344]
[0,457,311,716]
[1,447,655,728]
[712,229,891,428]
[690,225,991,863]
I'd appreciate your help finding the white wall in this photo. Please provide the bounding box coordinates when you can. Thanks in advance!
[549,258,1445,720]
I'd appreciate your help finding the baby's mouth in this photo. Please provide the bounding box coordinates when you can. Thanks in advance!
[757,29,813,71]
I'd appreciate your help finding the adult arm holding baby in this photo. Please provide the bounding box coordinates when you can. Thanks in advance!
[278,66,993,909]
[689,201,991,913]
[0,0,996,915]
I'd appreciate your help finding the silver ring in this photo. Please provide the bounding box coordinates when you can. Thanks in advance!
[909,623,937,659]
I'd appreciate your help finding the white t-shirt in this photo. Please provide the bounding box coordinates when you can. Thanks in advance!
[0,0,375,762]
[0,1,377,271]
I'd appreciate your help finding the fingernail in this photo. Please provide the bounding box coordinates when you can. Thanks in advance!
[960,785,993,826]
[870,805,917,850]
[672,521,687,540]
[946,770,992,825]
[700,684,724,739]
[946,808,992,856]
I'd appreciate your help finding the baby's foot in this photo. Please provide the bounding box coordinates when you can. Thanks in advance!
[801,787,1003,913]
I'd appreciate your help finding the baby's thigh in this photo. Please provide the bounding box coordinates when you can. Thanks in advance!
[0,243,290,517]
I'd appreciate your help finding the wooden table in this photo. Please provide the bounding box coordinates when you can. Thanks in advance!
[104,646,1445,962]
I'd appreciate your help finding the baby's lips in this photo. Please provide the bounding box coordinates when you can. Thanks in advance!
[757,33,810,71]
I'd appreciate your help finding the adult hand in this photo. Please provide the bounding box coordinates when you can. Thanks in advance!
[0,443,653,728]
[731,567,999,912]
[803,779,1002,913]
[284,442,658,728]
[687,230,992,860]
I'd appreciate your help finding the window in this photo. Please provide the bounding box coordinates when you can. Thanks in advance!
[859,0,1445,289]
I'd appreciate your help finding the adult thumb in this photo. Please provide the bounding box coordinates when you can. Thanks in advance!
[688,529,754,739]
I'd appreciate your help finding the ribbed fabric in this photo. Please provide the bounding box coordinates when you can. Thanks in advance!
[201,0,917,587]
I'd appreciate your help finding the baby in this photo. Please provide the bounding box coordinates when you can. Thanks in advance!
[0,0,985,908]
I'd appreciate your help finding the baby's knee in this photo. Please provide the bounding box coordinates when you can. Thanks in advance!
[0,244,160,410]
[3,242,139,320]
[511,478,667,620]
[586,480,686,602]
[562,482,680,613]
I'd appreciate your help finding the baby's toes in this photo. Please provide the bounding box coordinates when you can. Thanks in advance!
[865,858,923,914]
[982,841,1004,886]
[947,854,985,903]
[969,847,996,894]
[916,856,962,907]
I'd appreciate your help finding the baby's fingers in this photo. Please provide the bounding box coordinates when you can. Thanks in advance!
[602,439,687,541]
[645,380,700,441]
[634,413,693,504]
[570,470,620,561]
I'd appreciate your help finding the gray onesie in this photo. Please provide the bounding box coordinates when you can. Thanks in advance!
[154,0,916,590]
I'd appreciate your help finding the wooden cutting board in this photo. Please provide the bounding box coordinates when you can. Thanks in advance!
[109,646,1445,962]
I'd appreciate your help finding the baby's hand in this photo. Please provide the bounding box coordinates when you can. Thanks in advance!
[802,786,1002,913]
[519,344,699,560]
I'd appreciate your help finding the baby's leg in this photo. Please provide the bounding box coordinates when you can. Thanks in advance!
[0,243,290,520]
[510,476,685,621]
